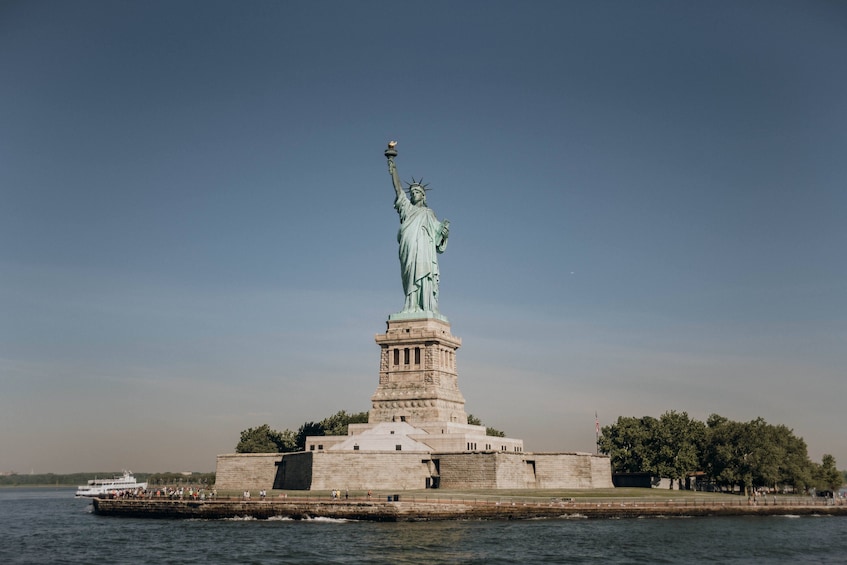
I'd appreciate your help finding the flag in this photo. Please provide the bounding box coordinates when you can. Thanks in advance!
[595,412,600,434]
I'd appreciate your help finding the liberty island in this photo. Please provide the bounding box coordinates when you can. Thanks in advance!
[87,145,847,521]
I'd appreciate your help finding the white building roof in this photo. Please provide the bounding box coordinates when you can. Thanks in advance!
[328,421,432,452]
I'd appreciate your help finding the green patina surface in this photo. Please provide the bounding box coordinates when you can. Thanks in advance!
[385,142,449,321]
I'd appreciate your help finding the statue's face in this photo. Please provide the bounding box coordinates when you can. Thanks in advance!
[410,187,425,204]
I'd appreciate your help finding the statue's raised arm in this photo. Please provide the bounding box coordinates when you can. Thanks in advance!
[384,141,449,320]
[385,140,403,198]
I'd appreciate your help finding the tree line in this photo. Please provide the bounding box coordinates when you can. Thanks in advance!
[235,411,505,453]
[598,411,843,494]
[235,410,370,453]
[0,471,215,487]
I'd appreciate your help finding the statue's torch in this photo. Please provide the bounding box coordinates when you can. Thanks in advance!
[385,140,398,159]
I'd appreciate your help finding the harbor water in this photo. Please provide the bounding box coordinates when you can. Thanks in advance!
[2,488,847,564]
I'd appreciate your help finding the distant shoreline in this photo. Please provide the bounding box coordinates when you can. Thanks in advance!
[0,472,214,489]
[0,484,77,489]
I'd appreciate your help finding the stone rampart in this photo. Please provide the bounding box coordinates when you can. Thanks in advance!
[277,450,433,491]
[217,451,612,491]
[273,451,313,490]
[531,453,614,489]
[590,454,615,488]
[436,452,612,489]
[437,452,499,489]
[215,453,281,491]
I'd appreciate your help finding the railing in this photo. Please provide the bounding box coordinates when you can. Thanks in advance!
[159,493,844,509]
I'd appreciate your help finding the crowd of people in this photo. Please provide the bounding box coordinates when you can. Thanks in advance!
[106,487,217,500]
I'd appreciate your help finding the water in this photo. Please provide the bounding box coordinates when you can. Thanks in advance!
[2,488,847,564]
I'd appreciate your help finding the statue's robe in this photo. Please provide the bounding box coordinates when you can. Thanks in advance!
[395,193,447,313]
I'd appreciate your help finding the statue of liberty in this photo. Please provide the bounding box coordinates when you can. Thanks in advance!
[385,141,450,318]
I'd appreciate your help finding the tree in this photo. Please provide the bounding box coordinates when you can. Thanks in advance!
[813,454,842,492]
[295,421,324,451]
[486,426,506,438]
[318,410,369,437]
[467,414,506,437]
[235,411,371,453]
[701,415,816,494]
[293,410,371,449]
[705,417,785,494]
[235,424,297,453]
[602,412,821,494]
[598,415,659,474]
[653,411,705,487]
[277,429,298,452]
[702,414,743,491]
[772,426,812,492]
[744,417,779,492]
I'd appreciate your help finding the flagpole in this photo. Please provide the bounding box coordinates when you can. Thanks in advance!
[595,411,599,454]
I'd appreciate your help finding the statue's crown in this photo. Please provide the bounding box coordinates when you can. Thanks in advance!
[406,177,431,192]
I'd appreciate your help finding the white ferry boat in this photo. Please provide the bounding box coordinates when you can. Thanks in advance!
[75,471,147,497]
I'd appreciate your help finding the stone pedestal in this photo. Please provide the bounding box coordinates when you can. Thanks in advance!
[370,317,467,424]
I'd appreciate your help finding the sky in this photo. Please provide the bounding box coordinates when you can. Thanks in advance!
[1,0,845,474]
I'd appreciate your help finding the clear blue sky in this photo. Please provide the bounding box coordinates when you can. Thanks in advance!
[2,1,845,474]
